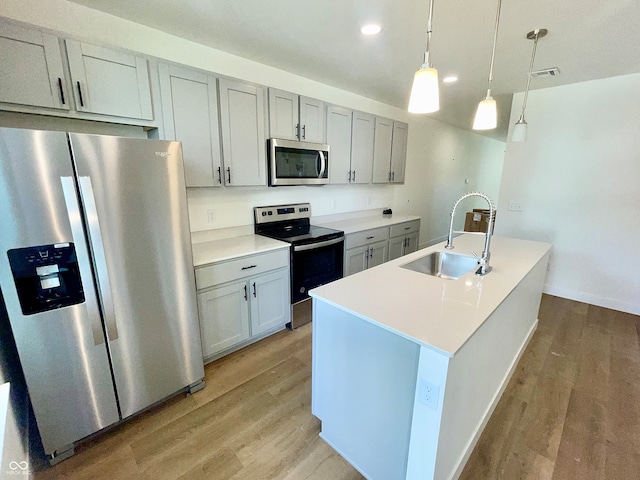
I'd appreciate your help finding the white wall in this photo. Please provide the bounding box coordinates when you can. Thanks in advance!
[498,73,640,315]
[0,0,505,248]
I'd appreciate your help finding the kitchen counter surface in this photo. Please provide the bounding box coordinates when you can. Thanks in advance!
[314,214,420,235]
[192,235,289,267]
[310,234,551,356]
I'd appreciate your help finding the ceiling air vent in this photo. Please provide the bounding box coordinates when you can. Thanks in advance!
[531,67,560,78]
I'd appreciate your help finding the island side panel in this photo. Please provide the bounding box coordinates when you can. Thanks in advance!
[434,252,550,479]
[311,299,420,480]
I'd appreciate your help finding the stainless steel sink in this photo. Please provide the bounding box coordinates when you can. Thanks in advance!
[400,251,479,279]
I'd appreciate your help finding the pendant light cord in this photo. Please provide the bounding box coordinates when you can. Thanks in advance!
[485,0,503,97]
[423,0,435,67]
[519,30,540,118]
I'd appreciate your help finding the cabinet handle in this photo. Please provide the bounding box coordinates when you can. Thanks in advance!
[366,236,374,240]
[252,282,257,297]
[352,170,356,182]
[217,167,222,184]
[241,265,257,270]
[226,167,231,184]
[348,171,351,182]
[76,81,84,107]
[404,227,411,230]
[369,247,373,259]
[296,123,300,139]
[302,125,306,139]
[57,78,66,105]
[388,171,392,182]
[244,284,248,301]
[391,171,395,182]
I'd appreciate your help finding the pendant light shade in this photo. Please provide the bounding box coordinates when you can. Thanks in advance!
[472,0,503,130]
[473,95,497,130]
[510,29,547,142]
[408,0,439,113]
[408,66,439,113]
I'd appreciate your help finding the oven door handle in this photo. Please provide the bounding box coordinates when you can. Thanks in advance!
[293,237,343,252]
[317,150,326,179]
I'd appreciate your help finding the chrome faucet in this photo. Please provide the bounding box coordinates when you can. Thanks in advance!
[444,192,495,275]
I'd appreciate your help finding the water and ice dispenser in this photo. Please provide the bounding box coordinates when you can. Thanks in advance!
[7,243,85,315]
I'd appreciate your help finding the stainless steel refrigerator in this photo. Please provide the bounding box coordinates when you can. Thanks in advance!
[0,127,205,464]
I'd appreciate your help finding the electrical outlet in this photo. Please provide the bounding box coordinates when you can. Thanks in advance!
[207,208,215,223]
[418,378,440,410]
[508,201,523,212]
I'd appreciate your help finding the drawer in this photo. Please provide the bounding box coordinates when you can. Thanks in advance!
[345,227,390,250]
[390,220,420,238]
[195,248,289,290]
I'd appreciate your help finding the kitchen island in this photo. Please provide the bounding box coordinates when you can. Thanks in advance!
[310,234,551,480]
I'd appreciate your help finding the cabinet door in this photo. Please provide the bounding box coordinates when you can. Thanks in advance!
[249,269,290,336]
[0,21,68,110]
[218,78,267,186]
[372,117,393,183]
[390,121,408,184]
[326,105,353,184]
[159,64,222,187]
[368,240,389,269]
[404,232,419,256]
[268,88,298,141]
[65,40,153,120]
[299,96,325,143]
[344,245,368,277]
[388,236,406,261]
[350,111,375,184]
[197,281,250,358]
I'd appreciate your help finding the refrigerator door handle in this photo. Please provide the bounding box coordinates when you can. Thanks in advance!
[77,176,119,342]
[60,176,106,346]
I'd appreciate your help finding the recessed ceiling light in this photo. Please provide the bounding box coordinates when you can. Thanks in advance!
[443,75,458,83]
[361,24,382,35]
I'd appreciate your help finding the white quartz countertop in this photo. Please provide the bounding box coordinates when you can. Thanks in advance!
[312,215,420,235]
[192,235,289,267]
[0,382,9,465]
[310,234,551,357]
[315,214,420,235]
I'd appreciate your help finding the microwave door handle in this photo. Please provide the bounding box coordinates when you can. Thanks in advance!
[318,151,326,179]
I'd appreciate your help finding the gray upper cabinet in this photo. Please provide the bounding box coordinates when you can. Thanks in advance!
[372,118,408,184]
[159,63,222,187]
[350,111,375,184]
[390,121,408,184]
[268,88,325,143]
[0,20,68,111]
[65,39,153,120]
[218,78,267,186]
[326,105,353,184]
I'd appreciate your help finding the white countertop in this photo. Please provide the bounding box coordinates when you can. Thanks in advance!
[310,234,551,357]
[315,214,420,235]
[0,382,9,465]
[192,235,289,267]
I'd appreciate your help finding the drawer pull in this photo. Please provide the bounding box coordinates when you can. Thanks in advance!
[241,264,257,270]
[366,236,375,240]
[404,227,411,230]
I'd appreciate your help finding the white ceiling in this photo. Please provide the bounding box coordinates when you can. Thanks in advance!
[67,0,640,141]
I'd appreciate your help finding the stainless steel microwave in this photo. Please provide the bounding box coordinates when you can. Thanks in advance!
[268,138,330,186]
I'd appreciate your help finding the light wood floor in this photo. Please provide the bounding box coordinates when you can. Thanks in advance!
[33,294,640,479]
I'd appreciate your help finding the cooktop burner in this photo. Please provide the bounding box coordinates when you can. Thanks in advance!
[253,203,344,246]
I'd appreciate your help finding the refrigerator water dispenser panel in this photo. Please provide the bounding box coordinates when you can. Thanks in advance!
[7,243,85,315]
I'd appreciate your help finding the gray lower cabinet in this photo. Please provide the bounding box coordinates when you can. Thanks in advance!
[388,220,420,261]
[344,227,390,276]
[195,249,290,362]
[159,63,222,187]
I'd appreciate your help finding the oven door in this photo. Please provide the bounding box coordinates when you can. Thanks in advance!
[291,236,344,304]
[268,138,329,186]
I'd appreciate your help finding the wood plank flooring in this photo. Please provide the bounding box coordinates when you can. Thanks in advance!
[32,294,640,479]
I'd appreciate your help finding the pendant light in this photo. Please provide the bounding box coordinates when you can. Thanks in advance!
[511,29,548,142]
[408,0,439,113]
[472,0,503,130]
